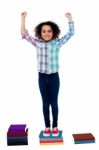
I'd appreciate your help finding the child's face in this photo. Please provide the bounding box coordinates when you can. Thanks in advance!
[41,25,53,41]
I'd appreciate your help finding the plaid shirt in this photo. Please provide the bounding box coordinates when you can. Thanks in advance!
[22,22,74,74]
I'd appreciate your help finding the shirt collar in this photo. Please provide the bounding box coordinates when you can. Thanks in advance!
[39,38,53,43]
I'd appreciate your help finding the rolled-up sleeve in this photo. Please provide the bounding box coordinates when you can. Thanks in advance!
[57,21,74,47]
[22,30,39,47]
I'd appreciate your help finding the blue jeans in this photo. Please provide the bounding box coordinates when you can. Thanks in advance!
[38,72,60,128]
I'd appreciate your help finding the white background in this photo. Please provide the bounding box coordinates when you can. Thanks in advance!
[0,0,99,149]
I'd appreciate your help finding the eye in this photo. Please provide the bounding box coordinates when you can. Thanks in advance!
[42,30,46,33]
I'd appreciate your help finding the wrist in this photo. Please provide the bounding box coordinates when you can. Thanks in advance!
[21,17,26,21]
[68,18,73,22]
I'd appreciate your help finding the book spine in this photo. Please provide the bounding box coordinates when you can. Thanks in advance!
[40,140,63,143]
[7,128,28,136]
[40,138,63,141]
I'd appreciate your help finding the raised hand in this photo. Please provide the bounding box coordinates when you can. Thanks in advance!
[21,11,27,19]
[65,12,73,22]
[21,11,27,35]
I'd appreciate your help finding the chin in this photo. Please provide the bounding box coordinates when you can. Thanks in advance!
[45,38,52,41]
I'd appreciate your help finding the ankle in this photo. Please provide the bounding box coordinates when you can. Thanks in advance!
[53,127,58,130]
[45,127,50,130]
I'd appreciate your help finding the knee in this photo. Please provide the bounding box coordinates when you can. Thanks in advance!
[51,101,58,109]
[43,103,49,109]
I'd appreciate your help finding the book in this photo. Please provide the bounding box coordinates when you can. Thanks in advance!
[40,142,64,145]
[39,130,63,139]
[72,133,95,144]
[72,133,95,141]
[40,140,63,143]
[7,124,28,146]
[74,140,95,144]
[8,124,27,132]
[7,136,27,140]
[40,137,63,141]
[7,140,28,146]
[39,130,64,145]
[7,128,28,137]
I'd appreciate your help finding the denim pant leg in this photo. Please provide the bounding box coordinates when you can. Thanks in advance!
[48,73,60,128]
[38,73,50,128]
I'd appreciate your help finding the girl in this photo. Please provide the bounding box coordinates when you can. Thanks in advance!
[21,12,74,136]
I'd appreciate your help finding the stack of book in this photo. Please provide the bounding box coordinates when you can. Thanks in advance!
[72,133,95,144]
[7,124,28,146]
[39,130,64,145]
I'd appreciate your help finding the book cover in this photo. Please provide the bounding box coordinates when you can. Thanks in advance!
[40,142,64,145]
[7,128,28,137]
[7,135,28,146]
[8,124,27,132]
[7,136,27,140]
[7,140,28,146]
[40,140,63,143]
[72,133,95,141]
[74,140,95,144]
[40,137,63,141]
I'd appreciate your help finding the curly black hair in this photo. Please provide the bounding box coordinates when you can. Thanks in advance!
[34,21,61,40]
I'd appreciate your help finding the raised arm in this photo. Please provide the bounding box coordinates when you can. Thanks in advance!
[21,11,27,35]
[57,12,74,47]
[20,11,39,47]
[65,12,73,22]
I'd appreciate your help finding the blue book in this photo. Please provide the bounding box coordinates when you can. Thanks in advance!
[7,140,28,146]
[39,130,63,139]
[74,140,95,144]
[7,136,27,140]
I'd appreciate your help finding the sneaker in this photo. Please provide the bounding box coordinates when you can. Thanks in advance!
[52,128,59,136]
[43,128,50,136]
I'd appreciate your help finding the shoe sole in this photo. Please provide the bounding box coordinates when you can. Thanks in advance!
[52,133,59,136]
[43,133,50,136]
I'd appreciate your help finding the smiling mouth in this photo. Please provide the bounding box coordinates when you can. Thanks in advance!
[45,36,50,38]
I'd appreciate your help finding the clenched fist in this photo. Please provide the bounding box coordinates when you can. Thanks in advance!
[21,11,27,19]
[65,12,73,22]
